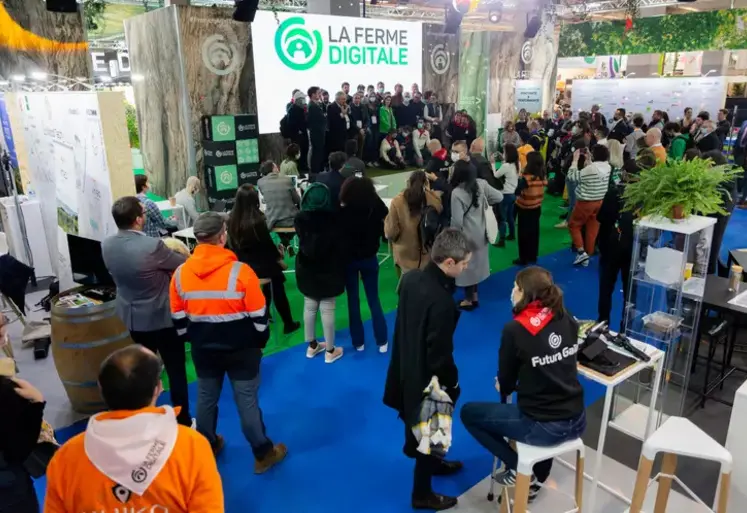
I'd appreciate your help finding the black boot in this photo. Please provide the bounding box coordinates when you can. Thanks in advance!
[412,493,458,511]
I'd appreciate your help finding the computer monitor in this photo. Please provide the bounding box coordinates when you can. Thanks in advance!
[67,234,115,287]
[211,200,227,213]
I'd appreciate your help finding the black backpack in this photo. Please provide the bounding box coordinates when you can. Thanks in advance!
[419,203,443,256]
[279,114,292,138]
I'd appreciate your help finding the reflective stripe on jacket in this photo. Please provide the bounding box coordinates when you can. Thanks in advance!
[169,244,269,352]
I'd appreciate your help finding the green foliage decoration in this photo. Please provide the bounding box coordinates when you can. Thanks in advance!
[622,158,741,220]
[559,9,747,57]
[125,103,140,150]
[83,0,107,33]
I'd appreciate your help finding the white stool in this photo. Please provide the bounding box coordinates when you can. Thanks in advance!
[489,438,585,513]
[630,416,732,513]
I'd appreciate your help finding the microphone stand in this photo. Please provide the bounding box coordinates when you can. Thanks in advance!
[1,151,36,286]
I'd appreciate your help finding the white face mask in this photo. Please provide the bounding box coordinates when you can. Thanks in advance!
[451,152,460,162]
[572,126,580,135]
[402,131,410,137]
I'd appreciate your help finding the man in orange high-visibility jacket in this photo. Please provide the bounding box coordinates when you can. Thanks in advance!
[170,212,287,473]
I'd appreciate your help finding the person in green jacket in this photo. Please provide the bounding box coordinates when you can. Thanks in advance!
[665,122,690,160]
[379,94,396,144]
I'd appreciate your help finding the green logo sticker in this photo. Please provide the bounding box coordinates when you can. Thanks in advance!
[214,165,238,191]
[275,17,323,71]
[211,116,235,142]
[236,139,259,165]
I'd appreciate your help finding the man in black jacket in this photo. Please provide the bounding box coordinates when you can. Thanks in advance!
[287,91,309,174]
[695,120,722,153]
[327,91,350,155]
[384,229,474,511]
[348,93,369,159]
[608,108,630,143]
[307,86,327,176]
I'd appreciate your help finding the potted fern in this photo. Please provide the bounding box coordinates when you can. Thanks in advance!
[622,158,740,220]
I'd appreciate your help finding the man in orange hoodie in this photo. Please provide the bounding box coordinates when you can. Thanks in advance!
[44,345,223,513]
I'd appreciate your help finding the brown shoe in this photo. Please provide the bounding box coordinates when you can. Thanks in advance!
[211,435,225,457]
[254,443,288,474]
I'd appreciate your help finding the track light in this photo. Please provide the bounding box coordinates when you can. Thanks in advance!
[488,10,502,23]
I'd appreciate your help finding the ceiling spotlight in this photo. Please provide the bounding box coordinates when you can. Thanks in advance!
[488,10,502,23]
[11,75,25,82]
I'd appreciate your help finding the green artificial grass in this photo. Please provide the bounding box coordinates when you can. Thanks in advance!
[161,193,571,388]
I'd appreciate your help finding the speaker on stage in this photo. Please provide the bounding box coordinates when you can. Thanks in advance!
[46,0,78,13]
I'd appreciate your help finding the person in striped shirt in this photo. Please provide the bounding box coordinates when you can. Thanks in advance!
[567,144,611,267]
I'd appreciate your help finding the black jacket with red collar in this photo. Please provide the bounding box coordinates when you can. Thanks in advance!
[499,303,584,422]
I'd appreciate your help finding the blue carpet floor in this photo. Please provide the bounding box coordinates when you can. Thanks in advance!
[38,210,747,512]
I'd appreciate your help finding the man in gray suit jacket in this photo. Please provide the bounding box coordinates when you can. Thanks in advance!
[102,196,192,426]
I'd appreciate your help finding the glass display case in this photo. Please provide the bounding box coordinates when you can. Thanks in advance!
[609,214,716,441]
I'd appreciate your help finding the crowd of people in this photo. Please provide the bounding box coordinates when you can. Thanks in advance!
[2,93,745,513]
[281,81,477,175]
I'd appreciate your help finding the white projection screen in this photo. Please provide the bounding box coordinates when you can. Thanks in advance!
[251,11,423,134]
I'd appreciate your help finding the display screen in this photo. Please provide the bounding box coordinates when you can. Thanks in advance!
[251,11,423,134]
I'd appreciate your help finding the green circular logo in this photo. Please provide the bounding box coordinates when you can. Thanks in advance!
[274,17,323,71]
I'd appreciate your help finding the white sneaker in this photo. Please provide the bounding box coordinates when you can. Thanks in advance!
[554,221,568,229]
[581,258,590,267]
[306,342,326,359]
[379,343,388,354]
[356,345,365,352]
[325,347,343,363]
[573,251,590,266]
[190,418,196,430]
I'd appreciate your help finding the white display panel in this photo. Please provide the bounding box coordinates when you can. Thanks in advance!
[571,77,727,124]
[19,92,116,277]
[251,11,423,134]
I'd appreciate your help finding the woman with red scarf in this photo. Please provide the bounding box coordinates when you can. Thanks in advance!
[460,266,585,505]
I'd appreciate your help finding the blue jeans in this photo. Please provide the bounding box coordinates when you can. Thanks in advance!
[460,402,586,482]
[567,178,578,211]
[345,256,388,348]
[196,372,273,460]
[499,194,516,240]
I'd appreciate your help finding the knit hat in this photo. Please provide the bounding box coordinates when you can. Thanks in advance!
[301,182,331,212]
[293,91,306,101]
[193,212,225,242]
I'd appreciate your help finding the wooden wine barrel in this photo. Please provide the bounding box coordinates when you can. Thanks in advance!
[51,287,133,414]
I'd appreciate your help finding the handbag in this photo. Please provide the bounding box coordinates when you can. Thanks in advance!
[484,195,499,244]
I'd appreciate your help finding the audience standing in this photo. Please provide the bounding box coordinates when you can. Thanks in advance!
[514,152,547,266]
[568,144,612,267]
[171,212,287,470]
[340,177,389,353]
[102,196,192,427]
[295,182,345,364]
[384,229,473,511]
[227,185,300,335]
[494,143,520,247]
[385,170,443,274]
[450,160,503,310]
[287,91,309,175]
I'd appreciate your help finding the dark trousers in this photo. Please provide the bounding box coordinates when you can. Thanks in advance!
[0,471,38,513]
[345,256,387,348]
[465,284,478,300]
[598,247,631,329]
[309,137,326,176]
[130,327,191,426]
[708,214,730,275]
[461,403,586,482]
[499,194,516,240]
[262,278,294,327]
[517,206,541,264]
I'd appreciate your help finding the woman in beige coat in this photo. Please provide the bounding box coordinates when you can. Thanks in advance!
[384,170,442,274]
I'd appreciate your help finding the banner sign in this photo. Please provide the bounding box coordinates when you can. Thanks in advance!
[90,49,130,80]
[514,80,543,115]
[201,114,260,208]
[0,94,18,170]
[251,11,423,134]
[422,25,459,104]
